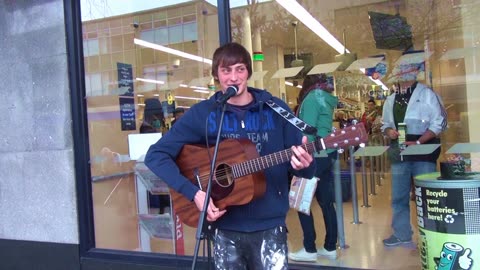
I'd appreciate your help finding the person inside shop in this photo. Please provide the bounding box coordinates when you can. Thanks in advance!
[361,98,377,134]
[381,64,447,247]
[139,98,170,214]
[140,98,166,134]
[334,110,348,129]
[288,73,339,262]
[144,42,315,269]
[170,107,185,126]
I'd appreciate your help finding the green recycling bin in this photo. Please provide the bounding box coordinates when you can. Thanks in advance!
[414,172,479,270]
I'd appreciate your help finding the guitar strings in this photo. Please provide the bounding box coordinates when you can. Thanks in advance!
[189,124,365,188]
[193,149,298,188]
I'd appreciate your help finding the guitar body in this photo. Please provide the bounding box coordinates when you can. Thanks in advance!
[172,138,266,228]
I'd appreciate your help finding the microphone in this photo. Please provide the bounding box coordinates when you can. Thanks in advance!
[216,85,238,104]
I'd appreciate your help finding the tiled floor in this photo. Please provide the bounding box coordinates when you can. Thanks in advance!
[286,170,421,269]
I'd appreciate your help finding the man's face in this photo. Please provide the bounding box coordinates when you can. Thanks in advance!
[216,62,249,95]
[367,102,376,111]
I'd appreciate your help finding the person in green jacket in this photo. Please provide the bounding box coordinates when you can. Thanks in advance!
[288,73,339,262]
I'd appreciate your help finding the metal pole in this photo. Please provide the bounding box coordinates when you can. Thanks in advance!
[349,146,361,224]
[379,137,385,183]
[361,156,370,207]
[333,153,347,249]
[383,136,389,175]
[369,156,376,195]
[374,135,383,186]
[375,154,382,186]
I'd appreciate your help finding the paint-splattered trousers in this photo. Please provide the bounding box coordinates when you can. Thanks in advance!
[213,226,288,270]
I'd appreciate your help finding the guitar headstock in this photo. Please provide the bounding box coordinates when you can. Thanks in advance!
[316,123,369,150]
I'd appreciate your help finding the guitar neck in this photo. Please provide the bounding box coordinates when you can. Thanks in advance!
[233,141,319,178]
[230,123,367,178]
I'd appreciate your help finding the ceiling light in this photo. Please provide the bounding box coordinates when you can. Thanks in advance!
[275,0,347,54]
[174,96,206,101]
[134,38,212,65]
[189,86,208,90]
[136,77,165,85]
[285,81,302,88]
[194,89,210,94]
[276,0,388,90]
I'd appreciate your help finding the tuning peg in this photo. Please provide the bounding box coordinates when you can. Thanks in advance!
[351,119,358,125]
[359,143,366,148]
[337,148,345,154]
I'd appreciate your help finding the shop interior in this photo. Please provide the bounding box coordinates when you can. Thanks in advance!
[81,0,479,269]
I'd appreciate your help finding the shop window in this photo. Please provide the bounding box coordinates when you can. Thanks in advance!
[139,30,155,43]
[155,28,169,45]
[183,22,197,42]
[85,73,102,97]
[168,25,183,44]
[75,0,234,263]
[83,39,99,57]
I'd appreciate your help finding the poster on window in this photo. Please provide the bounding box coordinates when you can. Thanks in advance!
[117,62,136,130]
[119,96,136,130]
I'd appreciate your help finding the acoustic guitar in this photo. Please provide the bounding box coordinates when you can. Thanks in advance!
[172,123,368,227]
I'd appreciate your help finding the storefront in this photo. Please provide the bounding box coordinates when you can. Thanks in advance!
[1,0,480,269]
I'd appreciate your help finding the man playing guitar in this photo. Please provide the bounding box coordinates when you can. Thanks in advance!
[145,42,315,269]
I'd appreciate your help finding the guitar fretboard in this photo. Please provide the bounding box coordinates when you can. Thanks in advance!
[232,141,319,178]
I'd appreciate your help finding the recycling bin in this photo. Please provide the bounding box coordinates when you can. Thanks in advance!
[414,172,479,270]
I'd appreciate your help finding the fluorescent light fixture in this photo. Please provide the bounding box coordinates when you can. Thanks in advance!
[276,0,388,90]
[194,89,210,94]
[136,77,165,85]
[179,84,188,88]
[285,81,302,88]
[174,96,206,101]
[275,0,348,55]
[134,38,212,65]
[190,86,208,90]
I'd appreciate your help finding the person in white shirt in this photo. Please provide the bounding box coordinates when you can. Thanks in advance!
[381,79,447,246]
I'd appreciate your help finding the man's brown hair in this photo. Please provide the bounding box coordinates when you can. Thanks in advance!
[211,42,252,81]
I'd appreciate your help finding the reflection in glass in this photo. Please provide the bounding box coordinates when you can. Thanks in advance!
[79,1,480,269]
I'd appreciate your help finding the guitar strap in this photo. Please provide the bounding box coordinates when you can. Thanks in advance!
[265,100,318,135]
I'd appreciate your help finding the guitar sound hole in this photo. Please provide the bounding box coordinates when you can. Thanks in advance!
[215,164,234,188]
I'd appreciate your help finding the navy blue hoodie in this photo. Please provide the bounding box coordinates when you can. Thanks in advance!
[144,87,315,232]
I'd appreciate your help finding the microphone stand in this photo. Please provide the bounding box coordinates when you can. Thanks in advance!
[191,102,228,270]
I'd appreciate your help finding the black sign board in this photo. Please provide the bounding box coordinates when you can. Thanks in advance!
[117,62,136,130]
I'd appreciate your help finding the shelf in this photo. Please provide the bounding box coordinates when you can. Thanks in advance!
[138,213,174,239]
[135,163,170,194]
